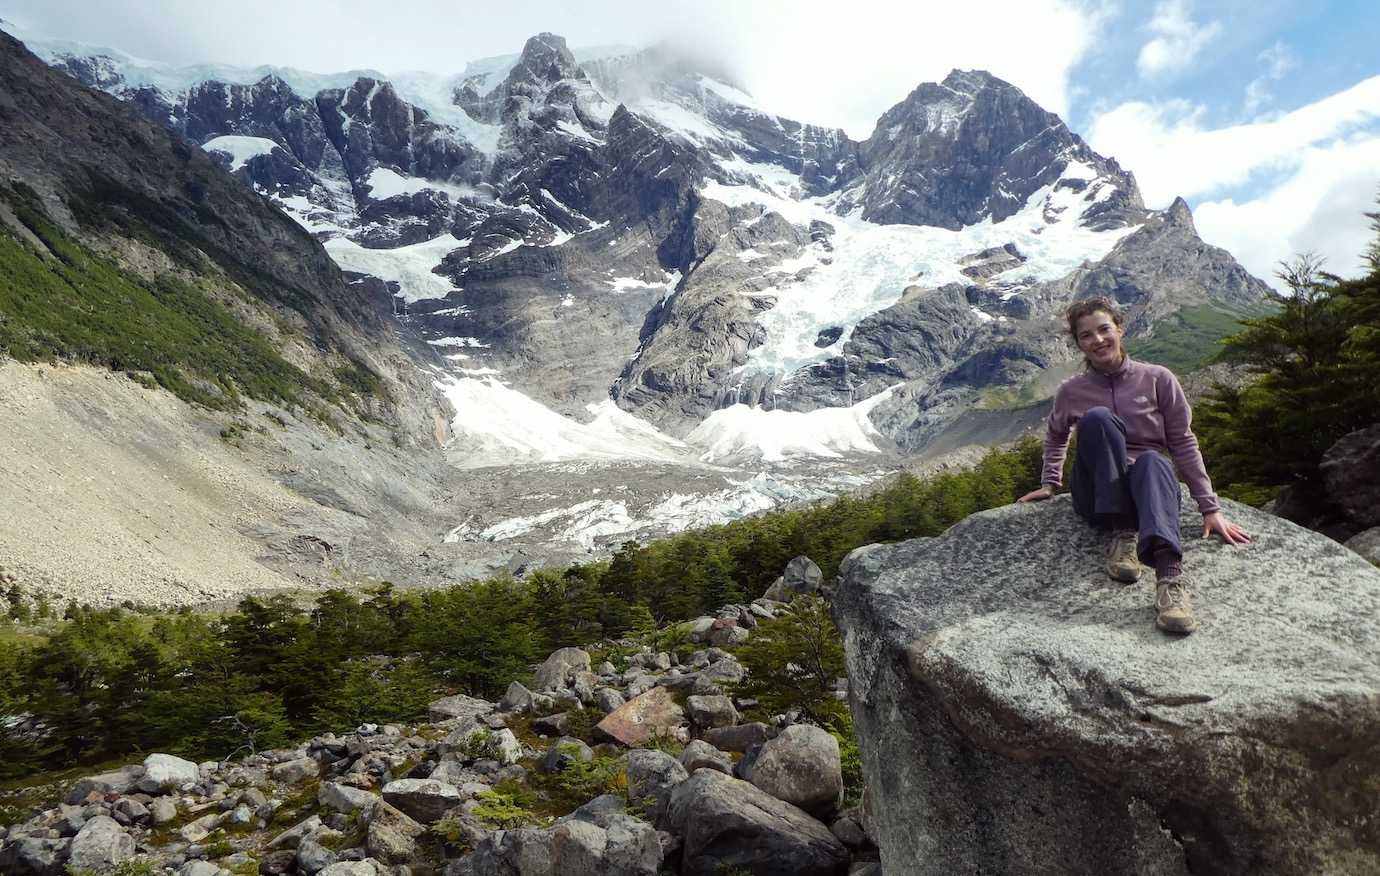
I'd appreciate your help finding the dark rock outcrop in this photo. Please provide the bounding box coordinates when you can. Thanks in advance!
[834,493,1380,874]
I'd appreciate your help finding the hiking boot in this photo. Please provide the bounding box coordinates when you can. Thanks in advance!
[1155,577,1197,635]
[1106,529,1141,583]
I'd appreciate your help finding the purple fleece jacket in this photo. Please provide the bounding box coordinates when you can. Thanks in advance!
[1041,355,1221,515]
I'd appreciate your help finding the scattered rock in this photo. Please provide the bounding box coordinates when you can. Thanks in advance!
[678,740,733,776]
[1345,526,1380,565]
[296,836,338,875]
[763,555,823,602]
[594,688,626,712]
[382,778,464,824]
[594,687,687,747]
[624,749,688,828]
[703,722,774,753]
[532,711,570,736]
[140,753,200,792]
[705,617,750,647]
[533,646,592,692]
[667,769,849,876]
[148,796,178,825]
[365,801,425,865]
[318,782,379,815]
[1321,423,1380,527]
[541,736,595,774]
[685,694,739,730]
[497,680,540,714]
[65,766,142,804]
[67,815,135,872]
[0,836,66,876]
[746,724,843,817]
[271,756,318,784]
[428,694,494,724]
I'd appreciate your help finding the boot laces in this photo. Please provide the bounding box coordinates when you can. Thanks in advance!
[1157,578,1189,610]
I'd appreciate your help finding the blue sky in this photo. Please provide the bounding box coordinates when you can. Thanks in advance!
[2,0,1377,287]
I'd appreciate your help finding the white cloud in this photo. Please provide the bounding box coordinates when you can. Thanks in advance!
[1243,40,1298,115]
[3,0,1105,140]
[1195,138,1380,288]
[1087,74,1380,202]
[1088,75,1380,290]
[1136,0,1222,79]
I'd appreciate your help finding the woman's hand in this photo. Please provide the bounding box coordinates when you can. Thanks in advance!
[1202,511,1251,545]
[1018,484,1055,503]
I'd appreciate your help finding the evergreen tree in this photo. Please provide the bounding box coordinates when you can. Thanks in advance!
[1198,203,1380,506]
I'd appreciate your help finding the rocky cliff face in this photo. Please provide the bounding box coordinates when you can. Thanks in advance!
[850,70,1144,231]
[834,494,1380,874]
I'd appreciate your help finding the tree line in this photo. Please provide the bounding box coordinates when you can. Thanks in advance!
[0,439,1044,778]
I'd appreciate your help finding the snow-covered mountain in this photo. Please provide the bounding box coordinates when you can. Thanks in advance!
[5,24,1277,569]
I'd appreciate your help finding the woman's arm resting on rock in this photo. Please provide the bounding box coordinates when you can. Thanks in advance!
[1159,370,1222,515]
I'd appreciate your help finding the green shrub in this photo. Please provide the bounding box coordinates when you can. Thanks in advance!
[731,596,847,726]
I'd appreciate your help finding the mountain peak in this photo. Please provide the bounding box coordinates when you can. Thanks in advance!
[1166,196,1195,229]
[514,32,582,85]
[939,68,1015,96]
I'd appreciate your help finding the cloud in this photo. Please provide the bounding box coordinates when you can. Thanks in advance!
[1088,75,1380,289]
[1243,40,1298,115]
[1195,138,1380,288]
[1087,74,1380,202]
[1,0,1106,140]
[1136,0,1221,79]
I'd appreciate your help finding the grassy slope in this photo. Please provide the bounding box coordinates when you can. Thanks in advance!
[0,185,346,412]
[1126,302,1270,374]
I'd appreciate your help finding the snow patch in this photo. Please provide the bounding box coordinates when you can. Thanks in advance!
[686,388,896,463]
[324,234,466,302]
[201,135,278,172]
[700,163,1140,376]
[435,379,695,469]
[364,167,479,202]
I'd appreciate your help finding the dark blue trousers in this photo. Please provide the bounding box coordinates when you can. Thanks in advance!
[1070,407,1182,564]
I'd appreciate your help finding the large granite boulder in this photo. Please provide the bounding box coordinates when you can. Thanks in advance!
[834,493,1380,875]
[666,769,849,876]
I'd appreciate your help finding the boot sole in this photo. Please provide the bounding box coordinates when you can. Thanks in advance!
[1107,565,1141,583]
[1156,615,1197,635]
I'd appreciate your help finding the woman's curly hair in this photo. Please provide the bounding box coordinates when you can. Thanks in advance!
[1064,296,1125,338]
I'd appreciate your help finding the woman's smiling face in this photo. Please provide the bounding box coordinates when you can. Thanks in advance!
[1074,310,1125,371]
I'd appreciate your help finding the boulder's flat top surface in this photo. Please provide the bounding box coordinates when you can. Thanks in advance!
[840,494,1380,754]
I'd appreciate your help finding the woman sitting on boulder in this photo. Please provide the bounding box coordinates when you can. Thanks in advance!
[1018,296,1250,634]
